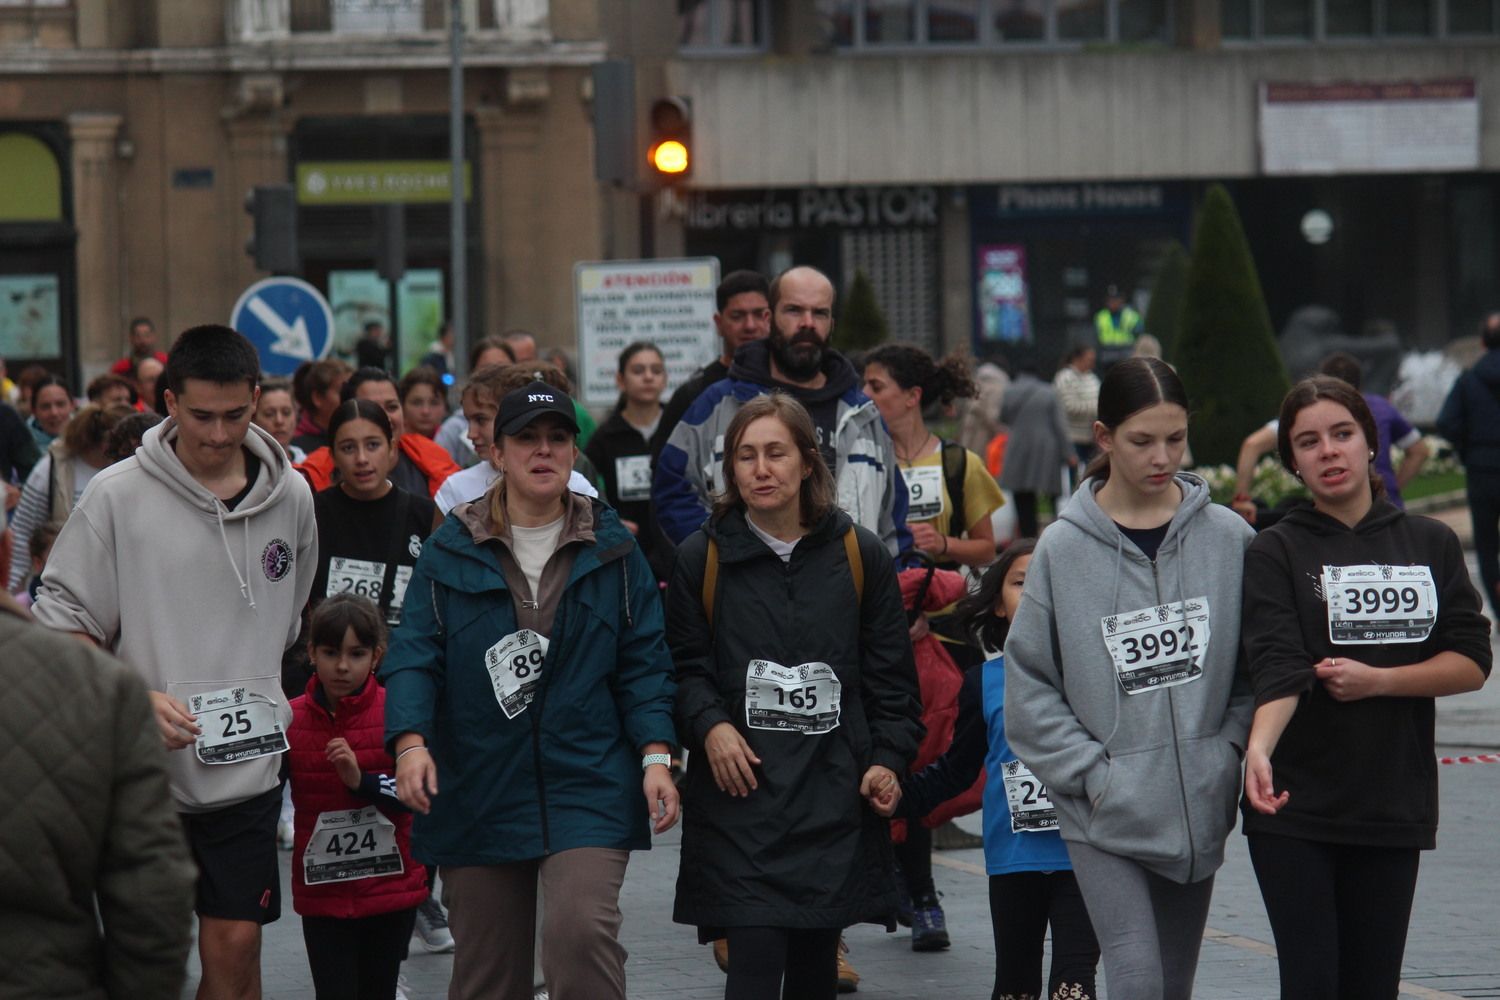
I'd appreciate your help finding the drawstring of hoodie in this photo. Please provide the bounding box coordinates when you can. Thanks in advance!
[214,502,257,610]
[1101,530,1127,749]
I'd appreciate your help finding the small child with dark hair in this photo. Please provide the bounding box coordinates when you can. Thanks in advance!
[287,594,429,999]
[16,521,60,609]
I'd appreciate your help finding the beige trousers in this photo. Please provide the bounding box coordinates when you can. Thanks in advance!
[443,847,630,1000]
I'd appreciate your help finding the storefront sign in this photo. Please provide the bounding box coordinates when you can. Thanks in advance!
[1259,79,1479,175]
[574,258,720,408]
[296,161,472,205]
[987,183,1171,218]
[679,186,940,231]
[975,246,1031,347]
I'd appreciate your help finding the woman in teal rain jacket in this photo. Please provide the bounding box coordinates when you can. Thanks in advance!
[382,381,678,1000]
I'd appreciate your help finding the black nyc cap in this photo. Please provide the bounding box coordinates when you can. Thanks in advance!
[497,380,580,437]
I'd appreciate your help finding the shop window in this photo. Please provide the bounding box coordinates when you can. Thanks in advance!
[1221,0,1253,32]
[680,0,765,48]
[842,229,940,352]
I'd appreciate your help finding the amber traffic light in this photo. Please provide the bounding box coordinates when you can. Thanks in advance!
[647,97,692,183]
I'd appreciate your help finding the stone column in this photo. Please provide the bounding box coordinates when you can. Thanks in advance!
[66,111,123,380]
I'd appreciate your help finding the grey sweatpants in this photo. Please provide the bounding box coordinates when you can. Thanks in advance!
[1066,842,1215,1000]
[442,847,630,1000]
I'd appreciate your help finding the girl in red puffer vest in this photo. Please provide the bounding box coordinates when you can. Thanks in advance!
[288,594,429,999]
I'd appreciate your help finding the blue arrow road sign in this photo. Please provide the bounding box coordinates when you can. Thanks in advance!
[230,277,335,377]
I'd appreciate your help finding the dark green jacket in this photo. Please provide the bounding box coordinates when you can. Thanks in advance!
[381,497,676,865]
[1,605,195,1000]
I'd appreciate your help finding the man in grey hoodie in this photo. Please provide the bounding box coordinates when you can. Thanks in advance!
[35,325,317,1000]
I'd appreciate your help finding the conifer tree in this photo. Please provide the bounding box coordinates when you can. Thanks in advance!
[835,269,890,352]
[1175,185,1290,467]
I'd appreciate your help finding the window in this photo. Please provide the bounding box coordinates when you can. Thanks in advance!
[680,0,767,48]
[1448,0,1495,31]
[1225,0,1482,36]
[815,0,1166,44]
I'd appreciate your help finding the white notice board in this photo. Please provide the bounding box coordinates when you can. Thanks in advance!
[575,258,721,408]
[1259,79,1479,175]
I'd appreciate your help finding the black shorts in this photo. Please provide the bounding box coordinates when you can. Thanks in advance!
[179,785,282,924]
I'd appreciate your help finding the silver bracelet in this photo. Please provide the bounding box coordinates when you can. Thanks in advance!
[396,745,429,763]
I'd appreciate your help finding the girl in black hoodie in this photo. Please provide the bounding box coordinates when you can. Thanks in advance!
[585,341,669,579]
[1242,376,1492,1000]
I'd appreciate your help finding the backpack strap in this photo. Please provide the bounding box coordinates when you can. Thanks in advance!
[702,536,721,630]
[941,439,967,538]
[843,527,864,608]
[704,529,862,632]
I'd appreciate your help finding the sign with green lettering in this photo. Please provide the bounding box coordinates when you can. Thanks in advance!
[296,161,472,205]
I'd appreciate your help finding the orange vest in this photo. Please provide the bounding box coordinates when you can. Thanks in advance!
[296,433,459,498]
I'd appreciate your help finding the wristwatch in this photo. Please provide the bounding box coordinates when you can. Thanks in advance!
[642,752,673,771]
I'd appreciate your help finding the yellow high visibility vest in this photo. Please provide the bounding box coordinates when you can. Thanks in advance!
[1095,306,1142,347]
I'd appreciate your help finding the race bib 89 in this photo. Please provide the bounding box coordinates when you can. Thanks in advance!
[484,629,550,719]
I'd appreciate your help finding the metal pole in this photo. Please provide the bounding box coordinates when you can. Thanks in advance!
[449,0,468,380]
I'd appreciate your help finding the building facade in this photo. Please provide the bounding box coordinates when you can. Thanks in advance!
[0,0,609,383]
[3,0,1499,387]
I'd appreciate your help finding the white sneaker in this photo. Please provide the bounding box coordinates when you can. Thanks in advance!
[413,895,455,953]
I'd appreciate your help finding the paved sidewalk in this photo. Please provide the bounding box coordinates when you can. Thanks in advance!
[216,726,1500,999]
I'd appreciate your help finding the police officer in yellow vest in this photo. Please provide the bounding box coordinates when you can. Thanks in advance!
[1094,284,1142,370]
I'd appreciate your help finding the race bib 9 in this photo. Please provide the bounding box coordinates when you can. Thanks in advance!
[1101,598,1211,695]
[190,686,289,765]
[744,659,842,734]
[484,629,550,719]
[1001,759,1057,833]
[1322,564,1437,644]
[903,465,946,522]
[303,807,403,884]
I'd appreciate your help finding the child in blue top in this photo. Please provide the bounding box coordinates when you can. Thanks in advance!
[899,538,1101,1000]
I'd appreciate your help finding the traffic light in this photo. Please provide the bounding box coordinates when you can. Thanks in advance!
[245,183,299,274]
[647,96,692,183]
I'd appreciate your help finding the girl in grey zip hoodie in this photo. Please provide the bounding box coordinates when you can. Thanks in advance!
[1004,357,1254,1000]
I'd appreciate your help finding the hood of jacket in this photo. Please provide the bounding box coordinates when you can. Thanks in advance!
[136,419,294,522]
[1472,348,1500,390]
[727,338,859,404]
[1275,495,1405,537]
[431,491,635,597]
[705,504,853,565]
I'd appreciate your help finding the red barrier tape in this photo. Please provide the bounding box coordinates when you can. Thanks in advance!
[1438,754,1500,765]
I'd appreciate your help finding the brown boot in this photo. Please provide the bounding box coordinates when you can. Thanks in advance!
[837,936,860,993]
